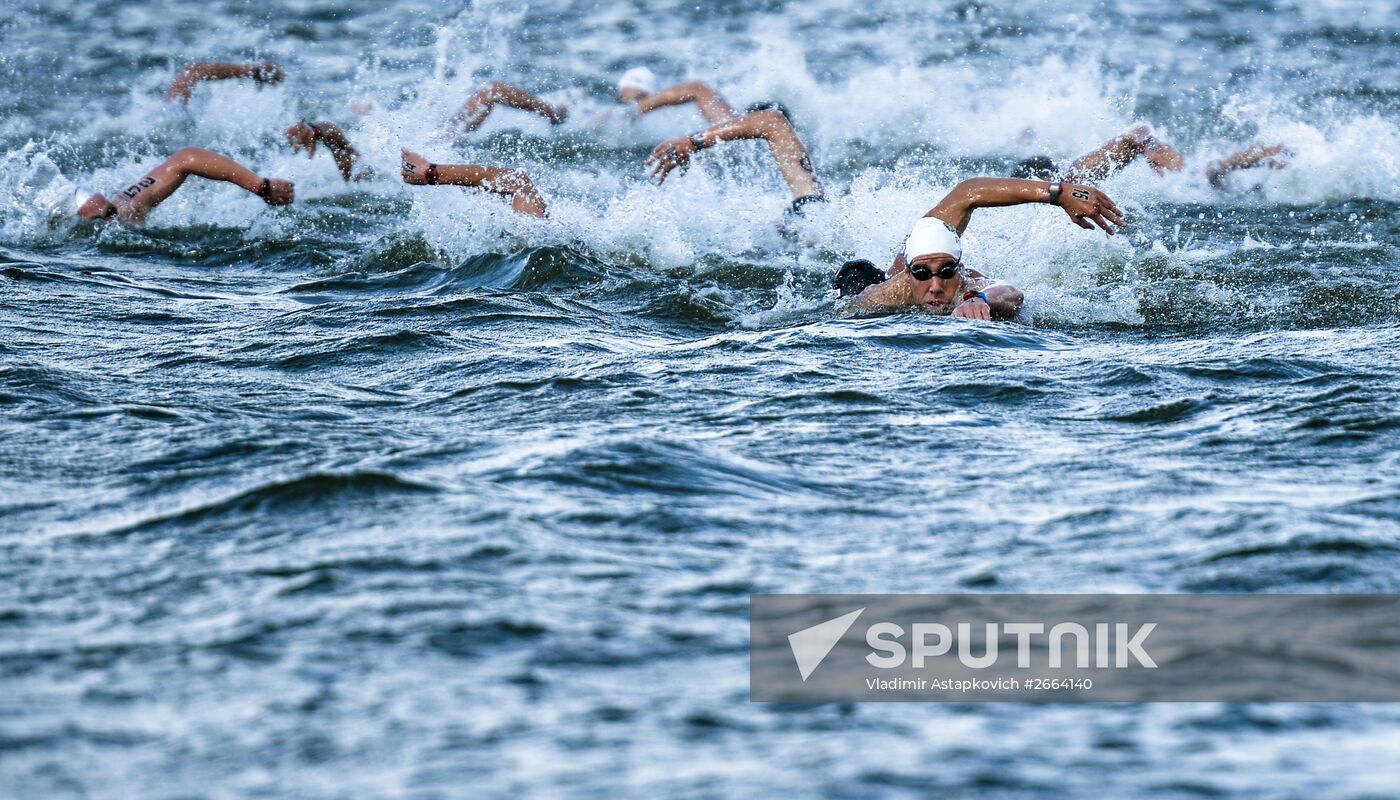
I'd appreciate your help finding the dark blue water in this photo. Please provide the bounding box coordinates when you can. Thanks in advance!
[2,1,1399,797]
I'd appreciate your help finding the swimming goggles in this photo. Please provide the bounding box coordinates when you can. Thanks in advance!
[907,259,960,281]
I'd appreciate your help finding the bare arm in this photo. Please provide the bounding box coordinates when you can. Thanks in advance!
[647,110,822,200]
[925,178,1125,235]
[976,284,1025,320]
[1206,144,1290,190]
[635,82,739,125]
[113,147,292,224]
[848,272,916,314]
[165,61,284,104]
[400,149,548,218]
[449,82,567,135]
[1065,125,1184,183]
[285,122,365,181]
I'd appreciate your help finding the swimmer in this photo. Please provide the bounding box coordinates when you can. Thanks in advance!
[164,61,285,104]
[400,149,548,218]
[647,108,824,216]
[447,82,569,137]
[845,178,1126,320]
[285,121,372,181]
[1012,125,1288,190]
[74,147,294,225]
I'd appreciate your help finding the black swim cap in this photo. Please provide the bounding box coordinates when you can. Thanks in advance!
[831,259,886,298]
[745,101,792,122]
[1012,156,1059,180]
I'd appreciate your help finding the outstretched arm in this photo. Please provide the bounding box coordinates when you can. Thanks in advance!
[647,109,822,200]
[400,149,548,218]
[848,271,1024,320]
[1065,125,1184,183]
[165,61,284,104]
[1206,144,1289,190]
[925,178,1125,235]
[635,82,739,125]
[286,122,368,181]
[113,147,293,224]
[448,82,567,135]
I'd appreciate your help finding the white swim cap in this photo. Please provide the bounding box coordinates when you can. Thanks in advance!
[616,67,657,95]
[73,185,98,212]
[903,217,962,263]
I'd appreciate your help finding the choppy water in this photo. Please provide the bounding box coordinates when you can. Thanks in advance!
[3,0,1399,797]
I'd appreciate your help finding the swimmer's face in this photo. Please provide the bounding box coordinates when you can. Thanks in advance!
[616,87,648,104]
[907,254,961,308]
[77,193,117,220]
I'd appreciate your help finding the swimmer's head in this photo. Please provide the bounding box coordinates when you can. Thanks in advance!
[903,217,964,308]
[75,187,116,220]
[830,259,886,299]
[744,101,792,122]
[1012,156,1058,181]
[616,67,657,103]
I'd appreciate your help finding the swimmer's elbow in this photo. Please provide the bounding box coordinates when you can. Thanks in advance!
[503,169,535,192]
[942,178,988,208]
[746,109,790,134]
[170,146,210,170]
[991,286,1024,319]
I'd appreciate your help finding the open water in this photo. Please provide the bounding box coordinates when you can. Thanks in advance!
[2,1,1398,797]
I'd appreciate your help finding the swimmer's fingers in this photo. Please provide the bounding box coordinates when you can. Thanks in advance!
[285,123,317,159]
[648,142,687,184]
[1094,192,1127,230]
[284,124,303,154]
[1101,203,1126,229]
[1086,211,1116,235]
[952,302,991,321]
[263,178,295,206]
[645,146,667,180]
[1069,214,1093,231]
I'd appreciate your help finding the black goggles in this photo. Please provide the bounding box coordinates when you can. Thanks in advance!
[907,259,960,281]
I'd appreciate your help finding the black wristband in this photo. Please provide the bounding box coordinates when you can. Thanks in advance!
[1047,181,1062,206]
[425,164,440,185]
[255,177,271,197]
[690,133,706,151]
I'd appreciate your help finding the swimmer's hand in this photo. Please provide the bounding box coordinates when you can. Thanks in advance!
[1057,184,1126,235]
[1258,143,1292,170]
[952,297,991,321]
[1145,141,1185,175]
[253,61,285,86]
[285,122,318,159]
[547,103,569,125]
[401,149,431,185]
[260,178,295,206]
[647,136,697,184]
